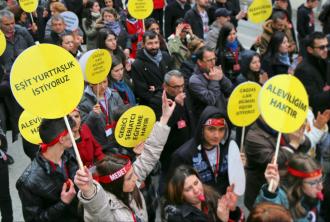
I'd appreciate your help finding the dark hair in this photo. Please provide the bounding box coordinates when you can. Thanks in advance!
[96,155,143,208]
[195,46,214,62]
[174,18,185,28]
[166,165,220,221]
[263,31,287,62]
[216,22,235,50]
[96,28,117,49]
[271,10,287,22]
[145,18,158,30]
[84,0,99,28]
[142,30,159,43]
[305,31,327,48]
[247,202,292,222]
[39,118,74,144]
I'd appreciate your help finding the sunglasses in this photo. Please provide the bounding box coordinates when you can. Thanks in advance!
[313,44,329,50]
[303,176,325,186]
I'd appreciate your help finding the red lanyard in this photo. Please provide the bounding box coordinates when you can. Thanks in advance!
[99,93,110,125]
[204,146,220,179]
[132,212,137,222]
[229,48,239,65]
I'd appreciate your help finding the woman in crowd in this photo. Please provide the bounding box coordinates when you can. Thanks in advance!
[237,50,268,85]
[255,153,325,221]
[44,1,67,39]
[97,28,127,65]
[216,22,244,85]
[95,7,131,56]
[74,91,175,222]
[261,31,292,77]
[108,56,136,105]
[164,165,244,222]
[69,108,105,168]
[82,0,101,50]
[78,77,124,153]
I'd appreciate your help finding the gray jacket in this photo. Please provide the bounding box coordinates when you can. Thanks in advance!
[205,22,221,51]
[78,122,171,222]
[188,67,233,118]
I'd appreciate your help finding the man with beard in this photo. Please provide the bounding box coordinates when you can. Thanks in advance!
[131,31,174,119]
[184,0,210,39]
[189,46,233,119]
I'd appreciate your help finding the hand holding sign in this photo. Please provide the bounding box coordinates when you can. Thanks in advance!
[258,74,308,191]
[10,43,85,169]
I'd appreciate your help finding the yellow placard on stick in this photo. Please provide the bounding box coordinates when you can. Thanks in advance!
[127,0,153,20]
[115,105,156,148]
[248,0,272,24]
[19,0,38,13]
[258,74,309,133]
[19,110,42,145]
[79,49,112,84]
[227,82,261,127]
[10,44,84,119]
[0,30,6,56]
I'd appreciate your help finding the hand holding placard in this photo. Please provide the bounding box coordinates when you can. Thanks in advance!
[258,74,309,191]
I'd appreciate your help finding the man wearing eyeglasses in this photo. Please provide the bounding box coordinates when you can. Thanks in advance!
[295,32,329,117]
[189,46,233,119]
[158,70,196,193]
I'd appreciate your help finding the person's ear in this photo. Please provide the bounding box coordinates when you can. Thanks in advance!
[306,46,313,54]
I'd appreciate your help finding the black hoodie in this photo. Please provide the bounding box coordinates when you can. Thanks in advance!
[170,106,231,194]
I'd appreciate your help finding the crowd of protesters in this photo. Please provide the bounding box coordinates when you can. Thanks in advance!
[1,0,330,221]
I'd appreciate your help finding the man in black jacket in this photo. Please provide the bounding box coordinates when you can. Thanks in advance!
[170,106,231,195]
[184,0,210,39]
[131,31,173,119]
[164,0,191,39]
[295,32,329,115]
[16,118,82,222]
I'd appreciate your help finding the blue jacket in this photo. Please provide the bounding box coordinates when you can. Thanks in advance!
[255,184,323,222]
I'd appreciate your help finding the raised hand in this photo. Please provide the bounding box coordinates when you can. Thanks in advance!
[160,90,176,125]
[74,166,94,198]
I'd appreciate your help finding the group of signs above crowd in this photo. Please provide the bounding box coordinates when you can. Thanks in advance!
[1,0,307,195]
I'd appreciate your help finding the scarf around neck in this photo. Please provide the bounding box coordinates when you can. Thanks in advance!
[143,49,163,66]
[225,39,239,52]
[111,80,136,105]
[278,53,291,66]
[105,21,121,36]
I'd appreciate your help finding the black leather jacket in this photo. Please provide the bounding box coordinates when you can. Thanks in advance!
[16,150,82,222]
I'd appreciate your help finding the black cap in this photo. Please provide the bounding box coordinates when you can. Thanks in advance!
[215,8,231,17]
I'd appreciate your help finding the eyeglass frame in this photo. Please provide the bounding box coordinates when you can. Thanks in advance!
[303,176,325,186]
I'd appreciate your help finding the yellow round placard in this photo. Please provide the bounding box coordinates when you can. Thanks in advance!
[258,74,309,133]
[227,82,261,127]
[80,49,112,84]
[0,30,6,56]
[19,0,38,13]
[10,44,84,118]
[19,110,42,145]
[115,105,156,148]
[127,0,153,20]
[248,0,272,24]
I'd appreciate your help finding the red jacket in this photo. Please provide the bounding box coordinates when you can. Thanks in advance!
[153,0,165,9]
[77,124,105,167]
[126,19,144,58]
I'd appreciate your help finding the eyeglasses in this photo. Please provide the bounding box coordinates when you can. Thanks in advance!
[303,177,325,186]
[166,84,184,90]
[203,57,217,63]
[313,44,329,50]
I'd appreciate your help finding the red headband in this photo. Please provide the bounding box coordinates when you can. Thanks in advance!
[287,167,322,179]
[204,118,225,127]
[40,130,69,153]
[93,155,132,184]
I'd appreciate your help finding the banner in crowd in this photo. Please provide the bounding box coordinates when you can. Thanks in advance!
[227,81,261,127]
[19,110,42,145]
[127,0,153,19]
[115,105,156,148]
[248,0,273,24]
[79,49,112,84]
[10,44,84,119]
[60,11,79,31]
[19,0,38,13]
